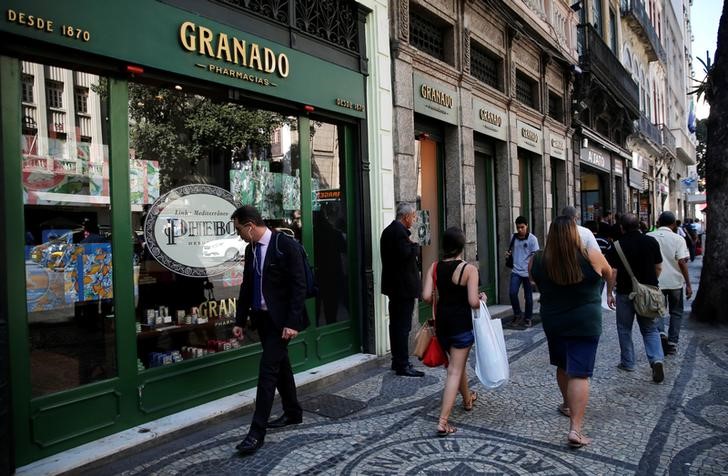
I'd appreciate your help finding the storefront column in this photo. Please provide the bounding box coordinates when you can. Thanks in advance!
[459,86,477,261]
[495,139,513,307]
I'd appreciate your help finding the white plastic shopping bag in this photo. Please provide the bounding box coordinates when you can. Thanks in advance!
[472,301,509,388]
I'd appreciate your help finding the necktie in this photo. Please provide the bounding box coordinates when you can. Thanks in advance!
[252,243,263,310]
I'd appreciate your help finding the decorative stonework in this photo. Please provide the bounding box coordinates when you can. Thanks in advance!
[463,28,471,74]
[470,15,505,52]
[546,67,563,91]
[512,43,539,76]
[399,0,409,43]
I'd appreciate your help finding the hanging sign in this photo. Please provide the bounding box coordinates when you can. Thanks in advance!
[144,184,242,277]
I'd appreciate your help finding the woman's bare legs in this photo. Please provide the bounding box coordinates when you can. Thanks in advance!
[438,346,471,432]
[557,367,569,410]
[566,376,592,446]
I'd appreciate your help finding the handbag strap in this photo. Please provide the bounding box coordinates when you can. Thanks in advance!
[508,233,517,251]
[431,261,438,320]
[614,241,640,284]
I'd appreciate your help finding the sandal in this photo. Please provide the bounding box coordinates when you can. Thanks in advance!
[567,430,592,448]
[436,417,457,437]
[558,403,571,417]
[463,391,478,411]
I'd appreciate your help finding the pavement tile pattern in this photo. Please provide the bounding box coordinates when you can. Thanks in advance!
[93,260,728,475]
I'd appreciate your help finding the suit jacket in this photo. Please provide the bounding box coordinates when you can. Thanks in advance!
[236,231,310,331]
[380,220,421,299]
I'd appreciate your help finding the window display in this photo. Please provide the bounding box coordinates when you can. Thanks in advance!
[129,81,301,369]
[21,61,116,397]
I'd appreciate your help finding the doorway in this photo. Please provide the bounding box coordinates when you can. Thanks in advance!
[474,150,497,301]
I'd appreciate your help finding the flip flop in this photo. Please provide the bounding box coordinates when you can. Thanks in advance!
[558,403,571,417]
[464,391,478,411]
[567,430,592,448]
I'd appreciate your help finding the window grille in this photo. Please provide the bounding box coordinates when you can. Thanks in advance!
[409,10,445,61]
[470,45,501,90]
[22,75,34,103]
[516,71,538,110]
[46,81,64,109]
[548,91,564,123]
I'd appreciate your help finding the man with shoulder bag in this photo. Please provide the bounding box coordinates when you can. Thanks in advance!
[606,213,665,383]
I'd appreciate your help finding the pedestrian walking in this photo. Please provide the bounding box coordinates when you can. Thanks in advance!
[421,227,485,436]
[647,211,692,355]
[606,213,665,383]
[562,206,599,252]
[380,202,424,377]
[505,216,539,329]
[231,205,309,456]
[530,216,613,448]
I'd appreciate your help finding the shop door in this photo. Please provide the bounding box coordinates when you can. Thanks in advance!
[474,152,498,301]
[415,138,442,322]
[304,119,360,362]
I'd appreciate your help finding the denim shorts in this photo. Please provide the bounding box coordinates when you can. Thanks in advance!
[546,335,600,378]
[438,330,475,351]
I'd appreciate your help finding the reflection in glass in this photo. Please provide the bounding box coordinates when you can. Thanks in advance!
[128,81,301,368]
[310,122,349,326]
[21,61,116,397]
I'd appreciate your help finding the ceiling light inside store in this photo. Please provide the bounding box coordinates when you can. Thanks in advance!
[174,85,183,90]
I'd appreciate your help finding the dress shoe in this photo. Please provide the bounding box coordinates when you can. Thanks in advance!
[236,435,263,456]
[395,365,424,377]
[268,414,302,429]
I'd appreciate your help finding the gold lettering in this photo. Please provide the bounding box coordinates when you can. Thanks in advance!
[7,9,17,22]
[233,38,247,66]
[27,15,34,27]
[18,12,25,24]
[46,20,53,32]
[278,54,289,77]
[216,32,231,61]
[199,301,208,318]
[249,43,262,70]
[263,47,276,73]
[228,298,236,315]
[198,26,215,57]
[179,21,196,52]
[209,300,218,318]
[219,299,228,317]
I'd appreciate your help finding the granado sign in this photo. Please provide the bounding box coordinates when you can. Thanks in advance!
[144,184,242,277]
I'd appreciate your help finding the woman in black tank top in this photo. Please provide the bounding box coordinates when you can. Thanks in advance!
[422,227,486,437]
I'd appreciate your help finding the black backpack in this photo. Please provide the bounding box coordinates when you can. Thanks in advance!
[274,233,318,299]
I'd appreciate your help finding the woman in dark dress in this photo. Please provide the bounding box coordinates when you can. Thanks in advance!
[529,216,612,448]
[422,227,486,436]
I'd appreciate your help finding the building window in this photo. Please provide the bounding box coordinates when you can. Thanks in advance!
[409,9,446,61]
[516,71,539,110]
[470,44,502,91]
[46,80,64,109]
[548,91,564,123]
[75,87,89,114]
[22,74,34,103]
[592,0,603,37]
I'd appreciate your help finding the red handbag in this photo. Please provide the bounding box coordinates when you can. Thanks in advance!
[422,335,448,367]
[422,262,449,368]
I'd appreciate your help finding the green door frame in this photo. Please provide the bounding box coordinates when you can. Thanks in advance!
[3,60,362,465]
[480,153,498,301]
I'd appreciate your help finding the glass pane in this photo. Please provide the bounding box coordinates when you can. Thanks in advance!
[129,81,298,369]
[21,61,115,397]
[415,138,440,278]
[310,122,349,326]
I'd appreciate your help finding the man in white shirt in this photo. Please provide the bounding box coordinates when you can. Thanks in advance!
[647,211,692,355]
[561,206,599,252]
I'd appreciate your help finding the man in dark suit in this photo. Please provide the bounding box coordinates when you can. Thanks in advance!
[380,202,424,377]
[231,205,309,456]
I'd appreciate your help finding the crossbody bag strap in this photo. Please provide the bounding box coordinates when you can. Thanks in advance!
[508,233,517,251]
[614,241,639,283]
[457,260,467,285]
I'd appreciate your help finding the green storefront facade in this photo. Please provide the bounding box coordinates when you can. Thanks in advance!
[1,0,374,467]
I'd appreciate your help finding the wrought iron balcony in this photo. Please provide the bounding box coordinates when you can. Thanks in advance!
[637,114,662,148]
[660,124,676,156]
[577,24,640,116]
[620,0,666,63]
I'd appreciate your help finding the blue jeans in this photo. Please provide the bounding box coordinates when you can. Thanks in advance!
[657,288,684,345]
[615,294,664,368]
[509,273,533,319]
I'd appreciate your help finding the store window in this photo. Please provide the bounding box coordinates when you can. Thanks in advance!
[21,62,114,397]
[310,122,350,326]
[129,81,300,369]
